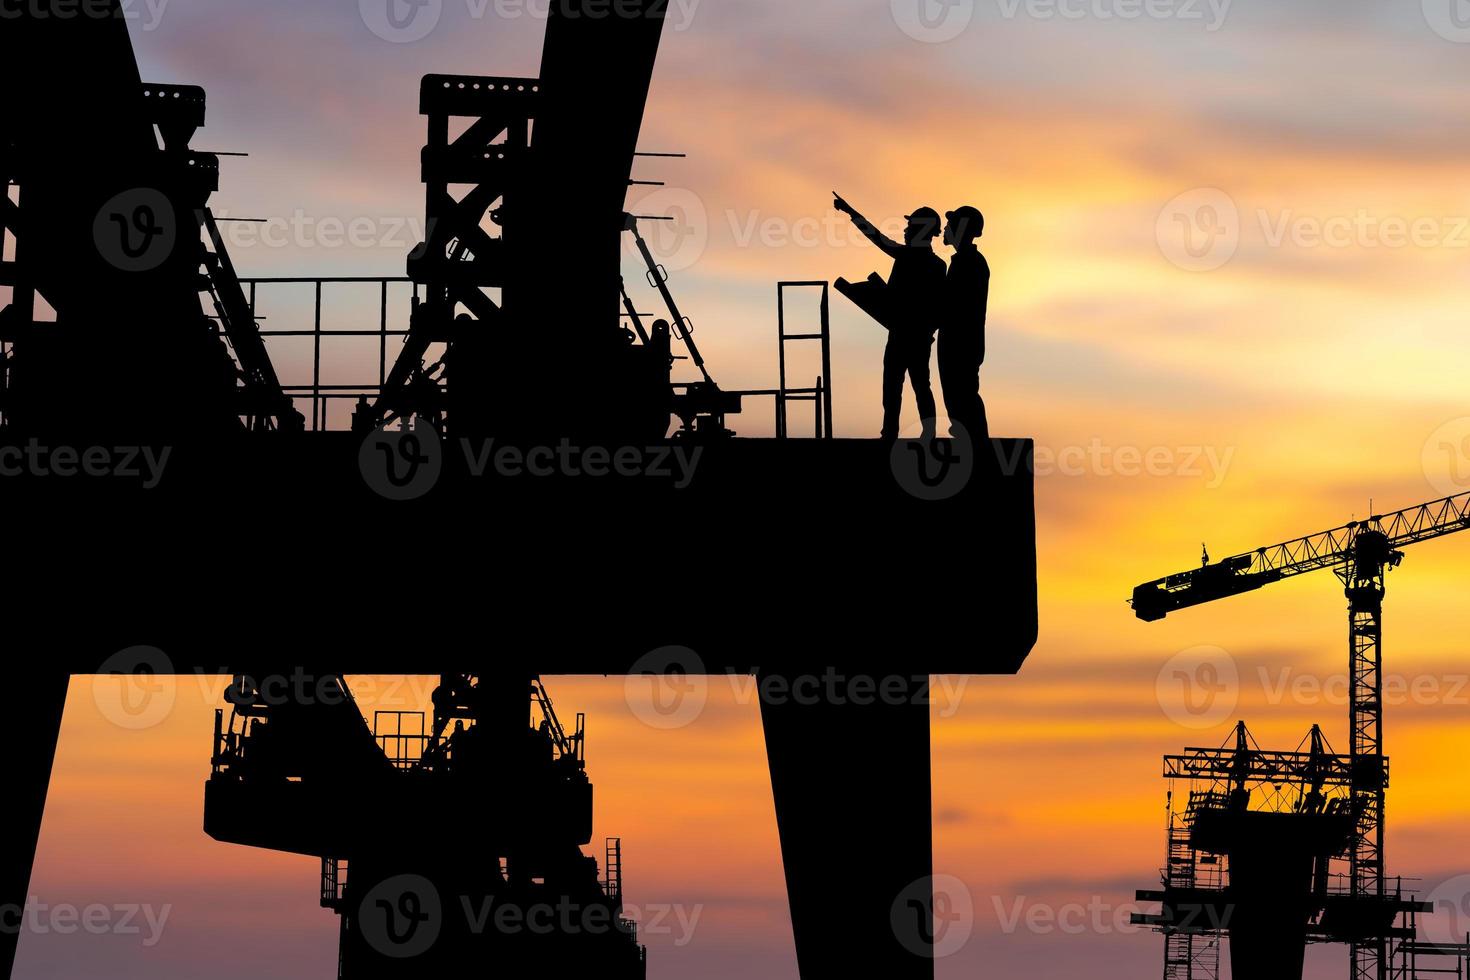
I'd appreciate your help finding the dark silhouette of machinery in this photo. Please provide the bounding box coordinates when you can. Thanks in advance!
[206,674,645,978]
[0,4,1038,980]
[1131,492,1470,980]
[355,5,737,443]
[0,21,299,436]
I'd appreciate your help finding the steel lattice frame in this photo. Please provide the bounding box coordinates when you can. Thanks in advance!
[1343,557,1389,980]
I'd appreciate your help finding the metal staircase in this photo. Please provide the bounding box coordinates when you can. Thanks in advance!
[198,208,303,431]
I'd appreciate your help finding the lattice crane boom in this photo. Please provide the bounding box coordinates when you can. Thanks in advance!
[1132,491,1470,622]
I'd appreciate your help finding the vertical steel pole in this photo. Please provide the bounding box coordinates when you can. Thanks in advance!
[820,283,833,439]
[313,280,323,430]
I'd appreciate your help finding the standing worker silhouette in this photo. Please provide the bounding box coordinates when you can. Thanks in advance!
[939,206,989,442]
[834,194,945,440]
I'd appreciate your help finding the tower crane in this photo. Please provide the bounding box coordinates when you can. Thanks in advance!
[1131,490,1470,980]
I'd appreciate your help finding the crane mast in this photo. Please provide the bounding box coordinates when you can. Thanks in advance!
[1341,530,1394,980]
[1132,490,1470,980]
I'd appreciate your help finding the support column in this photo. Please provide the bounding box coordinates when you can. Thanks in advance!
[759,672,935,980]
[1,671,69,979]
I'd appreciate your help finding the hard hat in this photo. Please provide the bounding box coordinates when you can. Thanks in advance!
[904,206,941,227]
[945,205,985,237]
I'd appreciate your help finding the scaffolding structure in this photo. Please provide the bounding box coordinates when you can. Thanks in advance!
[1135,722,1470,980]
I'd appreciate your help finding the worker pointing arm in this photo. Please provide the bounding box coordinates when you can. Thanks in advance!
[834,193,905,260]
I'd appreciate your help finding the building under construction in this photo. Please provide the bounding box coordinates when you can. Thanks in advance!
[1132,722,1450,980]
[1131,496,1470,980]
[0,3,1038,980]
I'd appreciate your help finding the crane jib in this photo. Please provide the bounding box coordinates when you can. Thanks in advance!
[1129,489,1470,621]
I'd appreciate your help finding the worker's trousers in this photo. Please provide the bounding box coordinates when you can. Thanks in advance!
[881,331,936,440]
[938,328,987,444]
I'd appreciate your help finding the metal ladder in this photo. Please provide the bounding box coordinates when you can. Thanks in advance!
[604,838,623,903]
[775,281,833,439]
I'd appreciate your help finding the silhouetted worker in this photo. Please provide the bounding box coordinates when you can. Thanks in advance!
[939,205,989,442]
[834,194,945,440]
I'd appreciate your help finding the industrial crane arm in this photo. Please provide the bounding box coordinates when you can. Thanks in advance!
[1132,491,1470,621]
[623,212,713,384]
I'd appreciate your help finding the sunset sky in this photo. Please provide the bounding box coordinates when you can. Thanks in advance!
[17,1,1470,978]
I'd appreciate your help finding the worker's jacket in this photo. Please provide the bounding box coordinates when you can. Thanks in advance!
[943,244,990,364]
[847,211,945,342]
